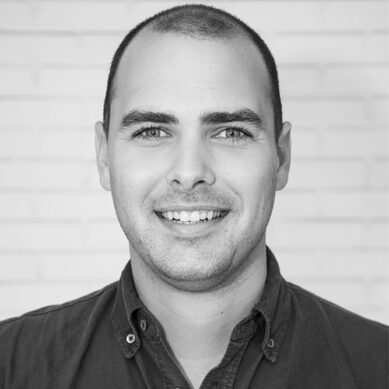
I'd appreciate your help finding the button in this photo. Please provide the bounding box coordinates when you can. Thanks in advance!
[140,319,147,331]
[126,333,136,344]
[267,338,275,348]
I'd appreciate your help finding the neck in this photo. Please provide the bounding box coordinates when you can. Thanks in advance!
[131,245,267,388]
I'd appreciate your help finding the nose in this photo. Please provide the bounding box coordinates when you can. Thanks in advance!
[166,139,216,190]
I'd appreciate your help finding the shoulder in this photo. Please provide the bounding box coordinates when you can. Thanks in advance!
[287,281,388,337]
[0,282,118,354]
[286,281,388,385]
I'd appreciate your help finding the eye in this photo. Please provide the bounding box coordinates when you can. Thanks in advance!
[133,126,170,142]
[214,127,252,142]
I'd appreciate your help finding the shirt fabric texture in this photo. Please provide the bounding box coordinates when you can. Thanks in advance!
[0,248,388,389]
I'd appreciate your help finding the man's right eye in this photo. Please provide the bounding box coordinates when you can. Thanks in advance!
[133,126,170,142]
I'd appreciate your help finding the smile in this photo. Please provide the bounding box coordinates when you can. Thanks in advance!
[156,210,228,224]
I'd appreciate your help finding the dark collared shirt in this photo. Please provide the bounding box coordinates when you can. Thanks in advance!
[0,249,388,388]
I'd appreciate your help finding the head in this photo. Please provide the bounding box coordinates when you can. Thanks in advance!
[103,4,283,140]
[95,4,291,292]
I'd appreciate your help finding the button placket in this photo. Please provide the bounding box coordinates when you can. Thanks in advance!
[140,319,147,331]
[126,333,136,344]
[267,338,275,349]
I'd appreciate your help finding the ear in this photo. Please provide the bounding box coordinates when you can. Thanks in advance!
[95,121,111,191]
[276,121,292,191]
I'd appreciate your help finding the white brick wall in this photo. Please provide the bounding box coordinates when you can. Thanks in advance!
[0,0,388,324]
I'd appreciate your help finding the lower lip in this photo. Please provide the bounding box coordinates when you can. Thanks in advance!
[155,212,229,238]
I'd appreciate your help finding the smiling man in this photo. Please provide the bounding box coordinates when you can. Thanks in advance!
[0,5,388,389]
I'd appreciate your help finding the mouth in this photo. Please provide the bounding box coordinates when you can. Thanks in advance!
[155,210,229,224]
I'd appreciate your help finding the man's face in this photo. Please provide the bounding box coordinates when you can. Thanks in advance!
[96,31,290,291]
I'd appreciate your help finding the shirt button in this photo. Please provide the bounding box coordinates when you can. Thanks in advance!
[140,319,147,331]
[267,338,275,348]
[126,333,136,344]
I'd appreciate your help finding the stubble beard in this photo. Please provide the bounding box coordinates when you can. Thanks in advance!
[123,213,269,293]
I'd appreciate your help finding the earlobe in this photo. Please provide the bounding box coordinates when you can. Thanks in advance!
[276,121,292,191]
[94,121,111,191]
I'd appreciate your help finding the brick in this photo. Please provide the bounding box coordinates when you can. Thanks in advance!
[38,130,95,158]
[79,100,103,127]
[285,100,378,127]
[36,192,114,219]
[38,67,107,97]
[0,160,85,189]
[368,33,389,63]
[272,191,318,219]
[0,130,36,158]
[372,99,389,126]
[0,36,82,66]
[365,223,389,248]
[324,66,389,96]
[0,193,33,218]
[78,35,123,66]
[322,1,389,30]
[321,129,389,157]
[0,100,83,127]
[290,128,320,157]
[289,160,366,189]
[273,34,368,65]
[38,253,126,280]
[227,1,322,32]
[368,159,389,187]
[295,280,368,311]
[318,191,389,218]
[269,222,364,248]
[0,222,83,250]
[83,160,106,189]
[0,256,37,280]
[276,252,324,278]
[2,1,387,35]
[367,282,389,310]
[0,67,35,94]
[278,251,389,279]
[279,67,322,97]
[85,220,128,250]
[0,1,174,32]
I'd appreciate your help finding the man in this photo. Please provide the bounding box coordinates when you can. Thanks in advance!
[0,4,387,389]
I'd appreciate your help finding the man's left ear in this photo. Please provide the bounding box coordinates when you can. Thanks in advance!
[276,121,292,191]
[95,121,111,191]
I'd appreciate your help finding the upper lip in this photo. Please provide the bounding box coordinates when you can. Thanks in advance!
[155,205,229,212]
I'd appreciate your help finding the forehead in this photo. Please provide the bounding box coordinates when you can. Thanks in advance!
[112,31,272,122]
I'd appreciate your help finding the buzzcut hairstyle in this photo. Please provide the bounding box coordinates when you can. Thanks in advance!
[103,4,283,139]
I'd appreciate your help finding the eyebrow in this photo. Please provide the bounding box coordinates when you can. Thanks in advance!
[119,108,263,128]
[120,110,179,128]
[200,109,263,127]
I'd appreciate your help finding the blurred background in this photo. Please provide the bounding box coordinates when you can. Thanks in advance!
[0,0,388,324]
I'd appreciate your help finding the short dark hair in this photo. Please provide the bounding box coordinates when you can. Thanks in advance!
[103,4,282,139]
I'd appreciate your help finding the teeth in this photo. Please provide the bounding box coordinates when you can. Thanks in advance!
[191,211,200,222]
[160,210,225,223]
[181,211,189,222]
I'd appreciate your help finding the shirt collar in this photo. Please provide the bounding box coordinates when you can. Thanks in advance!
[111,247,291,362]
[253,247,291,362]
[111,260,143,358]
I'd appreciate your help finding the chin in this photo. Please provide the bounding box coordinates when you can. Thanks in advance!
[149,248,236,291]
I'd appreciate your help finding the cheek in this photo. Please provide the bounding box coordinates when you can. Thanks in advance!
[218,146,278,192]
[109,147,166,207]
